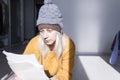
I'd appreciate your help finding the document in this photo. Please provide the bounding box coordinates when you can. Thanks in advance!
[2,50,49,80]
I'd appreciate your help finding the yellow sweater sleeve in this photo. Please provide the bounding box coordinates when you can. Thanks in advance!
[56,38,75,80]
[23,35,41,61]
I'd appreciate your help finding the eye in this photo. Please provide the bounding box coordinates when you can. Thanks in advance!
[47,29,53,32]
[39,29,44,33]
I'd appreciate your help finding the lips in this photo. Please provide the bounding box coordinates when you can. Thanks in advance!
[44,39,49,43]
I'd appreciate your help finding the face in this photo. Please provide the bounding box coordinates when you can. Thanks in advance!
[38,25,58,46]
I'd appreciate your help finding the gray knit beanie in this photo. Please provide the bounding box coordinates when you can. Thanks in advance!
[36,0,63,29]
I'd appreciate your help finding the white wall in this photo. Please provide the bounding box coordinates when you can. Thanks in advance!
[54,0,120,55]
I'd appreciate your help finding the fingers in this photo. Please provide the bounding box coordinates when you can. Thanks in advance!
[14,76,22,80]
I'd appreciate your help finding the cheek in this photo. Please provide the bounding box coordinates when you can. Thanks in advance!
[50,33,57,41]
[40,34,44,39]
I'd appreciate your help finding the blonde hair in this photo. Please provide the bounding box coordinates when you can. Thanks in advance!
[38,31,66,58]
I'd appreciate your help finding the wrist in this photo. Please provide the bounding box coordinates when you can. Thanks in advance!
[50,75,58,80]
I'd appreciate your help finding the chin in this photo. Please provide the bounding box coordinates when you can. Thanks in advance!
[46,43,53,46]
[45,41,55,46]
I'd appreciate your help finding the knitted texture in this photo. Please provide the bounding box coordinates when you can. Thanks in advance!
[36,0,63,28]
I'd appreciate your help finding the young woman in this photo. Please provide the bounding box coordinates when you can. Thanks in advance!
[15,0,75,80]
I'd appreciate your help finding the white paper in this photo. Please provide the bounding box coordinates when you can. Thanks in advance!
[2,50,49,80]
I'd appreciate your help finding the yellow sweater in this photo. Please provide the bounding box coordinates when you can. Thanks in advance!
[23,34,75,80]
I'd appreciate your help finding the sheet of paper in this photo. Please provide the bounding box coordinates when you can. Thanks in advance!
[2,50,49,80]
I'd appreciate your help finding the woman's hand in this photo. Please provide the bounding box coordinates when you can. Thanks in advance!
[14,75,22,80]
[50,75,58,80]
